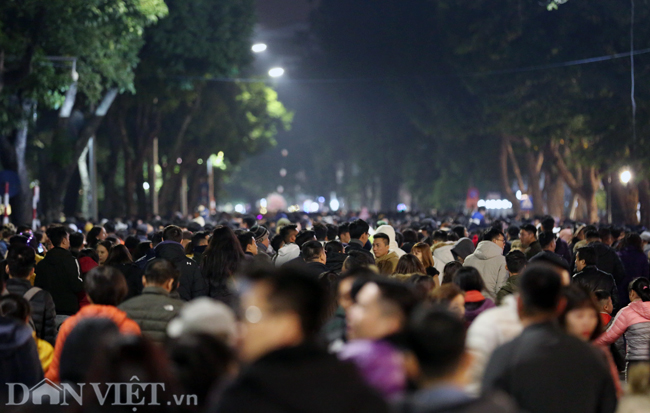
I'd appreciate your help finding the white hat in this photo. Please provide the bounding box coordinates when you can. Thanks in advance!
[167,297,237,345]
[641,231,650,242]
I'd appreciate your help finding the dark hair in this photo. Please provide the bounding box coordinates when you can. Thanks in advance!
[69,232,85,249]
[296,231,316,248]
[46,225,69,247]
[325,240,343,254]
[6,245,36,278]
[395,254,426,275]
[242,216,257,229]
[483,228,504,242]
[343,250,375,272]
[408,307,466,379]
[162,225,183,243]
[270,234,284,252]
[529,250,570,272]
[85,266,128,306]
[541,216,555,232]
[202,226,245,291]
[629,277,650,302]
[519,264,562,315]
[96,240,113,253]
[374,278,418,321]
[538,231,556,249]
[520,224,537,236]
[373,233,390,246]
[624,233,644,254]
[326,224,339,241]
[451,226,466,240]
[505,250,527,274]
[87,226,105,248]
[302,240,324,262]
[236,231,255,252]
[559,285,603,341]
[192,231,210,245]
[453,266,485,292]
[152,231,164,246]
[507,226,520,239]
[78,248,99,263]
[598,227,612,240]
[132,242,152,261]
[144,259,179,286]
[338,222,350,236]
[279,224,298,244]
[412,242,434,268]
[442,261,463,284]
[0,293,31,322]
[432,231,448,243]
[403,229,419,244]
[576,246,598,267]
[313,223,327,241]
[124,235,140,251]
[105,244,133,266]
[349,219,370,240]
[594,290,612,302]
[585,230,600,240]
[103,221,116,234]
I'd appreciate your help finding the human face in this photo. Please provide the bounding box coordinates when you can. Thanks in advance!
[449,294,466,319]
[575,254,586,272]
[372,238,390,258]
[519,230,534,247]
[97,245,110,264]
[98,228,107,241]
[565,307,598,341]
[413,249,423,263]
[492,235,506,250]
[247,240,258,255]
[347,283,401,340]
[60,234,71,250]
[338,277,355,311]
[340,232,351,244]
[288,230,297,244]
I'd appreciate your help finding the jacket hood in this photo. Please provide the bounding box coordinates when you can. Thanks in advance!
[375,225,406,257]
[452,238,475,260]
[0,317,33,352]
[155,241,186,261]
[75,304,131,328]
[274,244,300,266]
[473,241,504,260]
[630,301,650,319]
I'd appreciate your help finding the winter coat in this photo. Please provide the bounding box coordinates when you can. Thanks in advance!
[432,242,455,274]
[34,247,83,316]
[617,246,650,307]
[274,243,301,267]
[135,247,156,271]
[572,266,619,309]
[118,286,183,343]
[463,290,496,326]
[393,387,518,413]
[555,238,573,266]
[595,300,650,361]
[46,304,141,383]
[376,251,400,275]
[0,316,43,393]
[451,238,475,262]
[465,295,522,396]
[154,241,207,301]
[304,261,330,279]
[463,241,507,300]
[108,262,144,300]
[496,275,520,305]
[212,344,388,413]
[590,241,627,295]
[33,332,53,374]
[375,225,406,257]
[326,251,347,274]
[524,241,542,260]
[345,239,375,263]
[6,278,57,345]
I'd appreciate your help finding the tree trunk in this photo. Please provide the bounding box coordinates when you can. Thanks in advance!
[545,169,565,218]
[612,179,639,225]
[639,179,650,227]
[499,135,522,214]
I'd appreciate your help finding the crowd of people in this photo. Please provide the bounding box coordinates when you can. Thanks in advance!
[1,208,650,412]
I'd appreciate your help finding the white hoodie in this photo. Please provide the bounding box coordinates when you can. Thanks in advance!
[374,225,406,258]
[274,243,300,267]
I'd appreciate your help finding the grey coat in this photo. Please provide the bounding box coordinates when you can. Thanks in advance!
[118,286,183,343]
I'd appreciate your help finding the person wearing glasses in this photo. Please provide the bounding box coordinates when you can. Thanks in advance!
[463,228,508,301]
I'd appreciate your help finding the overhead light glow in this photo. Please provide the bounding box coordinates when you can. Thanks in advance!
[397,203,407,212]
[235,204,246,214]
[252,43,267,53]
[268,67,285,78]
[620,169,632,184]
[329,199,340,211]
[143,182,150,190]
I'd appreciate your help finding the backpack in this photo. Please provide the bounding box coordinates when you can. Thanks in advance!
[23,286,42,333]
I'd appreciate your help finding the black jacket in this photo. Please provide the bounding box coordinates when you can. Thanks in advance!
[590,242,626,285]
[393,389,518,413]
[5,278,57,345]
[34,247,84,316]
[345,240,375,263]
[0,316,43,401]
[154,242,207,301]
[572,266,619,309]
[482,321,617,413]
[325,251,347,274]
[212,344,388,413]
[304,261,329,279]
[109,262,144,300]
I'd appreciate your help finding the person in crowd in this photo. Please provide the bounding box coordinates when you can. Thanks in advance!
[395,307,518,413]
[181,230,193,250]
[401,229,419,253]
[46,266,141,382]
[201,226,244,307]
[0,223,15,258]
[5,245,56,345]
[540,216,572,264]
[212,269,388,412]
[237,230,258,258]
[373,233,400,274]
[441,260,463,284]
[375,225,407,257]
[124,235,140,257]
[573,246,619,309]
[0,313,43,401]
[69,232,85,258]
[617,233,650,306]
[345,219,374,261]
[534,231,569,269]
[325,241,347,273]
[338,222,351,245]
[482,264,617,413]
[251,225,271,258]
[595,277,650,380]
[496,250,527,305]
[450,238,475,264]
[105,244,144,300]
[452,225,469,240]
[156,225,206,301]
[118,259,184,343]
[167,297,237,346]
[95,239,112,265]
[241,215,257,230]
[274,224,300,266]
[431,230,455,274]
[78,248,99,278]
[342,250,376,273]
[519,224,542,260]
[430,284,466,319]
[464,228,507,300]
[453,267,495,326]
[189,230,210,263]
[585,230,627,301]
[313,222,328,244]
[298,240,329,279]
[411,242,439,281]
[34,225,83,327]
[135,231,163,270]
[596,290,614,326]
[393,254,426,276]
[86,226,107,249]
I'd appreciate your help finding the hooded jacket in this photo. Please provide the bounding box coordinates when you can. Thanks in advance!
[154,241,207,301]
[274,243,300,267]
[6,278,57,345]
[34,247,84,316]
[0,316,43,392]
[617,246,650,307]
[451,238,475,262]
[46,304,141,383]
[432,242,455,274]
[326,251,347,274]
[463,290,496,326]
[374,225,406,257]
[595,300,650,361]
[463,241,508,300]
[118,286,184,343]
[376,251,400,275]
[572,266,619,309]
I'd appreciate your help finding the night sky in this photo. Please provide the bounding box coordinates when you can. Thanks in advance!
[255,0,316,29]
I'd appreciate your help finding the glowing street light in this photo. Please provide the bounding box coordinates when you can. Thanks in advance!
[620,169,632,184]
[268,67,285,78]
[252,43,267,53]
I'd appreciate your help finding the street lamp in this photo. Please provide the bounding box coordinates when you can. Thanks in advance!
[252,43,267,53]
[620,169,632,184]
[268,67,285,78]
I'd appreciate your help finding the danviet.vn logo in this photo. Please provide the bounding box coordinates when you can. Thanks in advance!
[7,376,197,408]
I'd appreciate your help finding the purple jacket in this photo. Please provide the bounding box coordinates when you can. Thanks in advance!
[617,246,650,307]
[464,297,496,326]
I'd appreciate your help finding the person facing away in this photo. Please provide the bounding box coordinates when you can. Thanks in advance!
[482,264,617,413]
[34,225,84,319]
[540,216,573,265]
[533,231,570,269]
[584,230,627,303]
[463,228,508,300]
[496,250,527,305]
[519,224,542,260]
[274,224,300,266]
[373,233,399,275]
[201,226,245,308]
[5,245,57,345]
[616,233,650,308]
[301,240,329,279]
[453,267,496,327]
[104,244,144,300]
[393,308,518,413]
[211,268,388,413]
[118,259,184,343]
[573,246,619,310]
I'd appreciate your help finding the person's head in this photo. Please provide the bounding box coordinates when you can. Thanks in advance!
[342,250,376,272]
[594,290,614,315]
[270,234,284,253]
[338,222,351,244]
[519,224,537,247]
[325,224,338,242]
[507,225,520,241]
[279,224,298,245]
[78,248,99,264]
[181,230,193,248]
[429,284,465,319]
[403,229,419,244]
[598,227,613,246]
[451,226,468,240]
[442,261,463,284]
[104,244,133,266]
[517,264,563,322]
[629,277,650,302]
[349,219,370,243]
[325,240,343,254]
[347,279,417,340]
[237,231,258,255]
[192,231,210,248]
[295,230,317,248]
[538,231,556,252]
[239,270,326,362]
[242,215,256,230]
[394,254,426,275]
[162,225,183,243]
[202,226,245,283]
[541,216,555,232]
[0,294,31,325]
[483,228,505,250]
[84,266,128,306]
[624,233,644,254]
[143,259,179,292]
[408,307,469,386]
[559,285,602,342]
[302,240,326,264]
[411,242,434,269]
[103,221,116,235]
[452,266,485,292]
[6,245,36,279]
[505,250,527,276]
[95,240,113,265]
[313,223,327,241]
[585,230,601,243]
[431,230,448,245]
[251,225,270,247]
[87,226,107,248]
[69,232,85,251]
[372,233,391,259]
[575,246,597,272]
[46,225,70,249]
